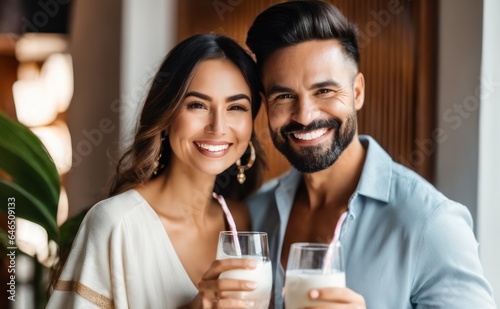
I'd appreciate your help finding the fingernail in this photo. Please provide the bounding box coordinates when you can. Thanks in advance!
[247,260,257,268]
[245,300,255,307]
[245,281,257,289]
[310,289,319,299]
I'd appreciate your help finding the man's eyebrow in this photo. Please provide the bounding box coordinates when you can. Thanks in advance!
[226,94,251,103]
[267,85,294,96]
[310,80,341,89]
[184,91,211,101]
[266,80,341,96]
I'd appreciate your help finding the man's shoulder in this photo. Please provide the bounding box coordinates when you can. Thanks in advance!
[360,135,454,212]
[384,161,472,226]
[390,161,447,204]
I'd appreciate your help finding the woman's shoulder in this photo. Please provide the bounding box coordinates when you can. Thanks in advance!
[85,189,148,228]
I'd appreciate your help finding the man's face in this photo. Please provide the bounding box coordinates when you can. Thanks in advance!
[261,40,365,173]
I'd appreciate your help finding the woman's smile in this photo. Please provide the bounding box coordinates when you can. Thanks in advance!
[194,141,232,158]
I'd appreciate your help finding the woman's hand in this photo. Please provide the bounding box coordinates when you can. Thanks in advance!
[303,287,366,309]
[184,258,258,308]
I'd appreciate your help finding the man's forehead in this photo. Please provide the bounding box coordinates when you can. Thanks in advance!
[264,39,344,65]
[261,40,352,91]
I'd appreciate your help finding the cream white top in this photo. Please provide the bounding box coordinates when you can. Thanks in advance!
[46,190,198,309]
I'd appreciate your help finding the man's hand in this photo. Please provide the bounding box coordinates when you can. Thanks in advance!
[303,287,366,309]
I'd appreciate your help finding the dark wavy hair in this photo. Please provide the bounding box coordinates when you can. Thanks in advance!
[109,34,266,200]
[246,0,359,73]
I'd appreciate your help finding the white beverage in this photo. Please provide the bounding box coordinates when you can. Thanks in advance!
[219,259,272,309]
[284,269,346,309]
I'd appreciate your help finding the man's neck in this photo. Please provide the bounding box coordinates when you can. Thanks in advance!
[301,135,366,210]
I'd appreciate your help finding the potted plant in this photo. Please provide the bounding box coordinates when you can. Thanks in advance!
[0,111,59,308]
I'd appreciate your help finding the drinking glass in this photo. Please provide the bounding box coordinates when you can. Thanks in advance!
[284,242,345,309]
[217,231,272,309]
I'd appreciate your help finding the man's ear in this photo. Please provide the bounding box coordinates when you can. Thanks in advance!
[354,72,365,111]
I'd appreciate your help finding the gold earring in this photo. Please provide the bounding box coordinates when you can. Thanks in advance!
[153,135,166,175]
[236,141,256,184]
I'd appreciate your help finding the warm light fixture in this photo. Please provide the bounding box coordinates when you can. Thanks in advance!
[31,121,72,175]
[12,78,58,127]
[17,62,40,80]
[57,187,69,226]
[15,218,59,268]
[15,33,69,62]
[10,32,73,271]
[41,53,74,113]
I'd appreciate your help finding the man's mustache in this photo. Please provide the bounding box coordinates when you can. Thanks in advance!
[280,119,341,136]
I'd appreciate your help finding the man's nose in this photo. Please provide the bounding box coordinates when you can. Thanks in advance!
[291,96,320,126]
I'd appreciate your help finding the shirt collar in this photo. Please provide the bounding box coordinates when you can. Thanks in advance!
[275,168,301,221]
[356,135,392,203]
[275,135,392,204]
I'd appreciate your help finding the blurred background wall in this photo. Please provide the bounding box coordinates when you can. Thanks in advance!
[477,0,500,299]
[67,0,122,217]
[0,0,498,307]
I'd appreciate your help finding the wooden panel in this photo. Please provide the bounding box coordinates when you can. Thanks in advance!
[177,0,438,182]
[0,35,18,119]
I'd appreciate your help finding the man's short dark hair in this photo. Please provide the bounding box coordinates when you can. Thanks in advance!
[246,0,359,72]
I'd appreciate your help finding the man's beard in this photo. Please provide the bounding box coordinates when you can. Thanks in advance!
[270,113,357,173]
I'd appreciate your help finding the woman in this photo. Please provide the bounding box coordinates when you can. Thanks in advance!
[47,34,266,308]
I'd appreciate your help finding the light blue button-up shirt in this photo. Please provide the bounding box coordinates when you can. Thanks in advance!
[246,135,496,308]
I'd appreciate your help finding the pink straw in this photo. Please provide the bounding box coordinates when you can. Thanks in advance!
[332,212,347,243]
[323,212,347,274]
[213,193,242,256]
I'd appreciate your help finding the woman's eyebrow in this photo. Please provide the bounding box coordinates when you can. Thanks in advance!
[185,91,250,103]
[226,94,251,103]
[184,91,211,100]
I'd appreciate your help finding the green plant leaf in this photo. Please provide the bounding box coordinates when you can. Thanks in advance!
[0,112,60,205]
[0,228,10,249]
[0,180,59,241]
[0,112,60,242]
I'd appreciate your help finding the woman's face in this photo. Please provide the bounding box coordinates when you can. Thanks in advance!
[168,59,253,177]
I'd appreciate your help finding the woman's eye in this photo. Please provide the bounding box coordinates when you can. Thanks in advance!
[187,102,206,110]
[229,105,249,112]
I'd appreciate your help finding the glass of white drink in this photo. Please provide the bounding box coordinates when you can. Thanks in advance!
[284,242,345,309]
[217,231,272,309]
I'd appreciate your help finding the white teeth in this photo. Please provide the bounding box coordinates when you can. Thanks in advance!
[293,128,328,141]
[195,143,229,152]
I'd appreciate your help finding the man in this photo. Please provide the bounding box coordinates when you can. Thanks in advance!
[245,1,496,308]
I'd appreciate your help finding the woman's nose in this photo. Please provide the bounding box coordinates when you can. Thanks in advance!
[205,109,227,136]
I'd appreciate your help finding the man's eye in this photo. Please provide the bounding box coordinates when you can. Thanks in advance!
[316,89,333,95]
[276,94,294,100]
[187,102,206,109]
